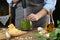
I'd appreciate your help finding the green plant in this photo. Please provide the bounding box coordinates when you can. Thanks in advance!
[49,28,60,40]
[35,33,42,38]
[35,33,49,40]
[57,20,60,28]
[39,37,48,40]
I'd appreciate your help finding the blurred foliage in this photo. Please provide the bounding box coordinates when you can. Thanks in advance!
[57,20,60,28]
[35,20,60,40]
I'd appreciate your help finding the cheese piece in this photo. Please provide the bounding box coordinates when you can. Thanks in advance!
[8,24,27,36]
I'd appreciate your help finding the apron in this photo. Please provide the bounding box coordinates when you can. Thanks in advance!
[15,0,49,28]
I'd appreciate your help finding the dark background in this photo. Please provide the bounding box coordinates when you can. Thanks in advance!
[53,0,60,27]
[0,0,9,15]
[0,0,60,27]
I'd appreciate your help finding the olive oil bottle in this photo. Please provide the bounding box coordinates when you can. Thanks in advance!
[45,11,55,33]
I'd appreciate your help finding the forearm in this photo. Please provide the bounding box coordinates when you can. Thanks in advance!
[12,0,19,3]
[36,8,48,19]
[36,0,57,19]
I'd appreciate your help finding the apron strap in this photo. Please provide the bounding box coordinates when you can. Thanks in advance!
[9,5,12,24]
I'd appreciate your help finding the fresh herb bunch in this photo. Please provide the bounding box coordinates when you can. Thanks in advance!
[20,20,32,30]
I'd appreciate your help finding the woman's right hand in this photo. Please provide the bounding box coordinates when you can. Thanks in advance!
[12,0,19,3]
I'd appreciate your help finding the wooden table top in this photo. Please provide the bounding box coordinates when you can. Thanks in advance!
[0,28,39,40]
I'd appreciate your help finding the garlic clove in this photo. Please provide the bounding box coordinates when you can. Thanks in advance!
[37,27,43,32]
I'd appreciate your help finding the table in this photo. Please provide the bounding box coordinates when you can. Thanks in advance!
[11,29,39,40]
[0,28,39,40]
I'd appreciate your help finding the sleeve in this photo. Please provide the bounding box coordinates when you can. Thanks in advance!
[43,0,57,12]
[6,0,16,7]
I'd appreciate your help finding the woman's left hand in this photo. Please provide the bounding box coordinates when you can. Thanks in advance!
[27,13,40,21]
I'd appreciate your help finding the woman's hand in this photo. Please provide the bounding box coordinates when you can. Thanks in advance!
[27,9,48,21]
[12,0,19,3]
[27,13,40,21]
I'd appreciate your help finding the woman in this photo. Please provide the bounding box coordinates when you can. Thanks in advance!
[7,0,56,29]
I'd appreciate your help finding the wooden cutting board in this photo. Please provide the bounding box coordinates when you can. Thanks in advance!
[0,28,6,40]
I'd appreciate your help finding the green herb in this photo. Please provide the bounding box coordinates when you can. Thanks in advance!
[35,33,42,38]
[49,31,57,39]
[20,20,32,30]
[39,37,48,40]
[50,28,60,40]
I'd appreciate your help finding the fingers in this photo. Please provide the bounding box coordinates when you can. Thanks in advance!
[27,14,35,21]
[27,14,39,21]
